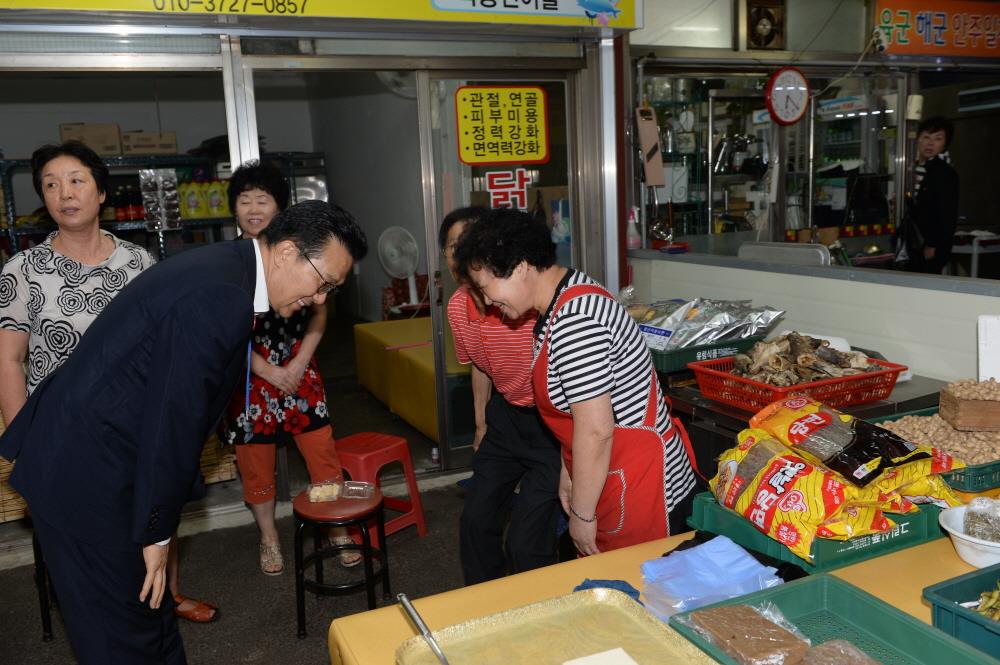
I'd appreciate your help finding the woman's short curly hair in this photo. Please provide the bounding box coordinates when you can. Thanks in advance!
[228,159,290,212]
[453,206,556,280]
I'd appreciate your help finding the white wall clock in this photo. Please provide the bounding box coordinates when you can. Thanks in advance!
[764,66,809,126]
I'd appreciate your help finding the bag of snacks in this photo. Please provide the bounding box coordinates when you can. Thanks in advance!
[712,429,892,562]
[750,397,964,490]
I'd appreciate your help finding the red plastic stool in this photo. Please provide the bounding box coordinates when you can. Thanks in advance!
[335,432,428,544]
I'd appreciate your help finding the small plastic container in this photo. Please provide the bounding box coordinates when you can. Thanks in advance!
[307,480,343,503]
[342,480,375,499]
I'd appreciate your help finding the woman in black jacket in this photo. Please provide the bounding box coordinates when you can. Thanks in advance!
[910,116,959,274]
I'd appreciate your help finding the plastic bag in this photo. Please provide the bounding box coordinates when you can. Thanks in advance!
[635,298,784,351]
[750,397,964,490]
[711,429,893,562]
[641,536,783,619]
[676,602,810,665]
[965,497,1000,542]
[805,639,880,665]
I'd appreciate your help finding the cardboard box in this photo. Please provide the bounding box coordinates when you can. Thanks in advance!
[59,122,121,156]
[122,131,178,156]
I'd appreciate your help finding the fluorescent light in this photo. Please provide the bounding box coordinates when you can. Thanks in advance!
[885,109,895,113]
[847,113,856,117]
[671,26,720,32]
[835,114,845,118]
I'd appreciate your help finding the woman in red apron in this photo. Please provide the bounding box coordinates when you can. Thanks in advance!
[454,208,699,555]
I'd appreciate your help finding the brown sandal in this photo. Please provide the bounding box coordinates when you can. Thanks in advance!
[259,543,284,575]
[330,535,362,568]
[173,594,219,623]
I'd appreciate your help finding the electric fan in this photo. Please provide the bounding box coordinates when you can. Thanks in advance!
[377,226,421,305]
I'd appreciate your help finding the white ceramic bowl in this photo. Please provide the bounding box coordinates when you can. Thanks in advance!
[939,505,1000,568]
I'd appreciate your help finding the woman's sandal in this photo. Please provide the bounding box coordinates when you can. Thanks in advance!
[330,535,362,568]
[259,542,284,576]
[173,594,219,623]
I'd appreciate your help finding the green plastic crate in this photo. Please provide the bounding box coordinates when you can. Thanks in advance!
[687,492,944,573]
[871,408,1000,493]
[923,562,1000,659]
[649,336,762,374]
[670,575,1000,665]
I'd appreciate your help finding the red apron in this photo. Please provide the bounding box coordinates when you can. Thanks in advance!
[532,283,696,551]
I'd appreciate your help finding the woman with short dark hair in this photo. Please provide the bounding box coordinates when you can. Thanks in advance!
[909,116,959,274]
[454,207,699,555]
[0,141,218,623]
[219,161,363,575]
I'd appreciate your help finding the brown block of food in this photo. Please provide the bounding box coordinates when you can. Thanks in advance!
[690,604,809,665]
[804,639,880,664]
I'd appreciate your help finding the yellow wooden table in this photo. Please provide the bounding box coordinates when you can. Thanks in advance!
[327,535,973,664]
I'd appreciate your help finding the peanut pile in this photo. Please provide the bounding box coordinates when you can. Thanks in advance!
[881,414,1000,466]
[946,378,1000,401]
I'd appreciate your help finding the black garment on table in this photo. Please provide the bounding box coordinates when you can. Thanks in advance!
[460,392,562,585]
[909,156,959,274]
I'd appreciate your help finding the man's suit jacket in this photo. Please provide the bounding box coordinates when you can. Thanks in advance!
[0,240,256,550]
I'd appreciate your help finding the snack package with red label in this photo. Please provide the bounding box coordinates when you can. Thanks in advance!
[750,397,964,491]
[711,429,892,562]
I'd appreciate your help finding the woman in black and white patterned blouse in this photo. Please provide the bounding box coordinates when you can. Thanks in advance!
[0,141,217,624]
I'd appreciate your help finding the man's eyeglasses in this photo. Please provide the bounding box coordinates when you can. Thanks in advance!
[302,253,339,295]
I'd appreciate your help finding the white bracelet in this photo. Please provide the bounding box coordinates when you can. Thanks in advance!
[569,505,596,523]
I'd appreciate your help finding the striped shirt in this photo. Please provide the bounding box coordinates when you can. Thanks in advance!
[533,270,696,509]
[447,286,536,406]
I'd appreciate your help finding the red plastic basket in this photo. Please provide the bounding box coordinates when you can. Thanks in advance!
[687,357,908,412]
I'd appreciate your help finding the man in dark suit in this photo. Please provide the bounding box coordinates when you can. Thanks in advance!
[0,199,367,664]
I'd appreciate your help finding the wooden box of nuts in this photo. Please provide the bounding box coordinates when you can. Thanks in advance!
[940,379,1000,432]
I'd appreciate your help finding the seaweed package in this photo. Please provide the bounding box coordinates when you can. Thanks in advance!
[711,429,891,562]
[750,397,964,490]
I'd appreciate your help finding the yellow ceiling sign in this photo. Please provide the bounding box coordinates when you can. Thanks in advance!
[0,1,639,29]
[456,85,549,166]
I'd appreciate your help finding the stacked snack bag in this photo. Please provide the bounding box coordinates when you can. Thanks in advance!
[711,396,965,563]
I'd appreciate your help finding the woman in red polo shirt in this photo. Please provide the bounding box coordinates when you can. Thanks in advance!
[441,206,561,583]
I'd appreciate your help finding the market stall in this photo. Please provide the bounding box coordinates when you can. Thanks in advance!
[328,536,983,665]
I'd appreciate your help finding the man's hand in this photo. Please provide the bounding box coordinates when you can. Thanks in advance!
[923,246,936,260]
[139,542,170,609]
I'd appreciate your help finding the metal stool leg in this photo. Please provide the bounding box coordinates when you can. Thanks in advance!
[359,521,376,610]
[32,532,53,642]
[377,504,391,602]
[313,529,325,585]
[294,519,308,639]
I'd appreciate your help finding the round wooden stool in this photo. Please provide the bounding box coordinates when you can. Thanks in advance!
[292,488,391,638]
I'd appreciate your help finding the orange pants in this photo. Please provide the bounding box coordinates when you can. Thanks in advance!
[235,425,343,504]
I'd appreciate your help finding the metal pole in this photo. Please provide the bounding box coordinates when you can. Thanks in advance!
[707,95,714,234]
[807,96,816,230]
